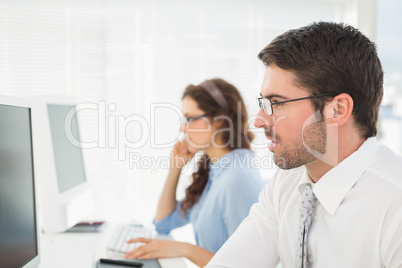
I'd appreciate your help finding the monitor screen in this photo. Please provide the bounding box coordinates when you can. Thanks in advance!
[47,104,86,193]
[0,104,38,268]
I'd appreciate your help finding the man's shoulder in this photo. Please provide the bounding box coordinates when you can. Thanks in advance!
[366,144,402,190]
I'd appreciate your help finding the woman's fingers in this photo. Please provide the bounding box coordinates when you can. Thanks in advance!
[125,244,153,259]
[126,237,152,244]
[124,239,182,260]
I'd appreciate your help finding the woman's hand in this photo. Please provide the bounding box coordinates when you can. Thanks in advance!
[125,238,188,260]
[155,139,194,222]
[125,237,215,267]
[170,139,195,169]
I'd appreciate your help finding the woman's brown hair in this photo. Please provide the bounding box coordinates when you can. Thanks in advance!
[180,78,253,214]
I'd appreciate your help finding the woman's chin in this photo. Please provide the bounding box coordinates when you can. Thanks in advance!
[188,144,209,154]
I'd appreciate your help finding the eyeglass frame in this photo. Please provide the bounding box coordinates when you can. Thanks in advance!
[182,113,211,125]
[256,92,338,116]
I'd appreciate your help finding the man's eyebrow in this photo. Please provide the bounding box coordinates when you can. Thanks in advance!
[261,93,288,100]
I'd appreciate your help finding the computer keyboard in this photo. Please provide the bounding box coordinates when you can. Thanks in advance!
[107,224,156,254]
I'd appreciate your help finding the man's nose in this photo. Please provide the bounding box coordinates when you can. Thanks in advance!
[254,108,273,129]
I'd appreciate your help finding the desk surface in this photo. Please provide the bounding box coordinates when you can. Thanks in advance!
[38,223,188,268]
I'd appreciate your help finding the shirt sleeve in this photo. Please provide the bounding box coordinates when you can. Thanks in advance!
[380,196,402,267]
[153,200,190,235]
[206,174,280,268]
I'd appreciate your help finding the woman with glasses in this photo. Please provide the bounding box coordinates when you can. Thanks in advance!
[125,78,264,267]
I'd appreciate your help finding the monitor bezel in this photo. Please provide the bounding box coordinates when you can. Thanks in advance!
[30,95,92,234]
[0,95,41,268]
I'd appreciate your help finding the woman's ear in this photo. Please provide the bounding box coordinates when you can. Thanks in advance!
[211,113,227,129]
[323,93,353,126]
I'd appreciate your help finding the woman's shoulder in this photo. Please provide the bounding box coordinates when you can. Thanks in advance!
[218,151,263,185]
[225,148,261,172]
[208,148,263,186]
[224,148,255,165]
[214,164,264,201]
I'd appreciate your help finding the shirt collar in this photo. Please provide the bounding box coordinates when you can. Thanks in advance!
[297,169,315,194]
[297,137,380,216]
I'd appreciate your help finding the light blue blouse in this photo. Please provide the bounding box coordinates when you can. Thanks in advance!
[154,148,264,253]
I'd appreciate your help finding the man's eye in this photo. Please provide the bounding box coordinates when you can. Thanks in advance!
[271,100,285,106]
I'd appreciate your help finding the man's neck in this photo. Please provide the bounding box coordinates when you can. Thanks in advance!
[305,134,366,183]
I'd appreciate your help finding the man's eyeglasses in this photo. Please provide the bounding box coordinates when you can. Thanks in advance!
[182,114,210,125]
[256,93,337,116]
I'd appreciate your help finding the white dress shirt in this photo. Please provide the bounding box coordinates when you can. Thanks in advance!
[206,138,402,268]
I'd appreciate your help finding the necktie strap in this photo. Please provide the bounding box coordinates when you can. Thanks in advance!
[296,184,318,268]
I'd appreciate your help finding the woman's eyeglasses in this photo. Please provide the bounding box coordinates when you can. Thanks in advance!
[182,114,210,125]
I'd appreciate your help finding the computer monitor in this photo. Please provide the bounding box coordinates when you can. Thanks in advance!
[0,96,40,268]
[30,97,93,234]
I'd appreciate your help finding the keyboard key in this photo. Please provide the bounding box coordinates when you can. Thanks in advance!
[107,224,155,253]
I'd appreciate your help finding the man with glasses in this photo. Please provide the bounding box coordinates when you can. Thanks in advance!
[206,22,402,267]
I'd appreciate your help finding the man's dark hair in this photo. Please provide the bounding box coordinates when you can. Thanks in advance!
[258,21,383,138]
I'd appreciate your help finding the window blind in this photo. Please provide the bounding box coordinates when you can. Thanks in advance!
[0,0,359,223]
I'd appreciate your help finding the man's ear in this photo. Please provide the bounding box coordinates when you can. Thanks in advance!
[323,93,353,126]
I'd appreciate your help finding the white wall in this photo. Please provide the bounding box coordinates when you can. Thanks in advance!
[0,0,383,225]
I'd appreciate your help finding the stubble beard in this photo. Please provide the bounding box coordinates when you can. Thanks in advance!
[272,121,327,170]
